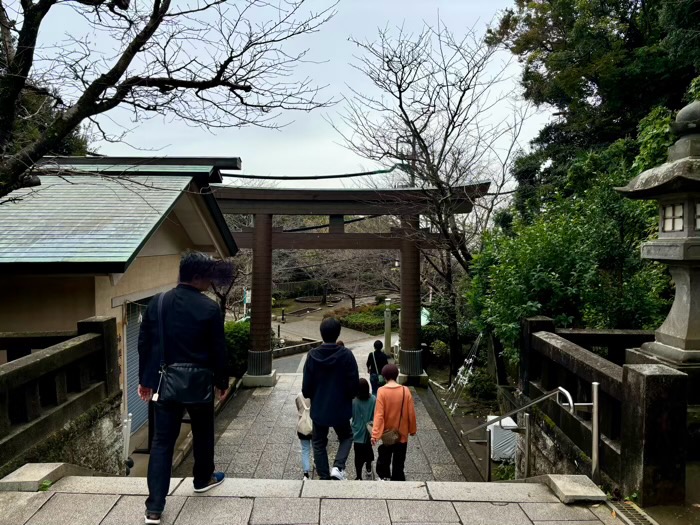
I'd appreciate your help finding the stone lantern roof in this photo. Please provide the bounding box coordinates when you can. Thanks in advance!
[616,100,700,199]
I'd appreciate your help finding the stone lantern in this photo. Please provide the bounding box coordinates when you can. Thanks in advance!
[616,100,700,399]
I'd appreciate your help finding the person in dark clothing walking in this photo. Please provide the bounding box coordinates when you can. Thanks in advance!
[367,340,389,396]
[302,318,359,480]
[138,252,230,525]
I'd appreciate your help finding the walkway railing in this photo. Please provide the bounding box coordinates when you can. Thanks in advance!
[0,317,120,473]
[465,384,600,483]
[518,316,687,507]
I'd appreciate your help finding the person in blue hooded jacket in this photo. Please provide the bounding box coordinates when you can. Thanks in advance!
[302,318,359,480]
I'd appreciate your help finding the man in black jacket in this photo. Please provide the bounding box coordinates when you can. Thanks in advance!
[302,318,359,480]
[138,252,229,525]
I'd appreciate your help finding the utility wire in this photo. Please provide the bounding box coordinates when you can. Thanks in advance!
[222,164,407,181]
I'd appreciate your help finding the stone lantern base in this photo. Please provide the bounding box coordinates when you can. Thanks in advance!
[623,264,700,402]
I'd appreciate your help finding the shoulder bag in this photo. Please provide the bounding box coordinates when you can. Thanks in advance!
[153,292,214,405]
[371,352,387,386]
[297,397,313,436]
[368,386,406,446]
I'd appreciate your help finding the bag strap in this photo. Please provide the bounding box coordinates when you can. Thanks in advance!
[157,292,166,367]
[398,386,406,432]
[371,351,379,374]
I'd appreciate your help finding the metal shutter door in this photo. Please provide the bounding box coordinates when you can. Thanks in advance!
[126,301,150,433]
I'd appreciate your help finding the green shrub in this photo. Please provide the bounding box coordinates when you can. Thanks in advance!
[492,462,515,481]
[224,320,250,378]
[421,324,449,347]
[324,304,399,335]
[468,368,497,401]
[431,340,449,357]
[429,340,450,366]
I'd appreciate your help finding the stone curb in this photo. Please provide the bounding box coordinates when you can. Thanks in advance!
[520,474,607,504]
[426,381,486,481]
[0,463,102,492]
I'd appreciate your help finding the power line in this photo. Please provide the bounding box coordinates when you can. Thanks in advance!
[222,164,407,181]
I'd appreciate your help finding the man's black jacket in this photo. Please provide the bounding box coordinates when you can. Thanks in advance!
[302,343,359,427]
[366,349,388,375]
[138,284,228,391]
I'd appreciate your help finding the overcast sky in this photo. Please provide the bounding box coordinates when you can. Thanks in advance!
[41,0,549,188]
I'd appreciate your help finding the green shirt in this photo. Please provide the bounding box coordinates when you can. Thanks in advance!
[351,395,376,443]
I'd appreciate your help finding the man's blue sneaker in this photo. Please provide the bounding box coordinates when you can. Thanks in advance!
[193,472,225,493]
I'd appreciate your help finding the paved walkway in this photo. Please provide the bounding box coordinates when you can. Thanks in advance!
[176,338,467,482]
[1,476,619,525]
[275,319,373,345]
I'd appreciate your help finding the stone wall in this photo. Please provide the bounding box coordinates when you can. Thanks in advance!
[0,393,123,479]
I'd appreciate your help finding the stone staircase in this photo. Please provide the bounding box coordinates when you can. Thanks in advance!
[0,463,623,525]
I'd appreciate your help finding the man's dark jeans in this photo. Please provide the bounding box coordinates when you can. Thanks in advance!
[145,401,215,513]
[312,421,353,480]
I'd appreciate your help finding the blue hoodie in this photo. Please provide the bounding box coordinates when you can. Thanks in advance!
[302,343,359,427]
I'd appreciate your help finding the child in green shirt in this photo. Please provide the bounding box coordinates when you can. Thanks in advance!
[351,378,376,480]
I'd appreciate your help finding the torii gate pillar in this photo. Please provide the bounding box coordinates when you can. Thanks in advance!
[242,213,277,387]
[400,216,421,351]
[399,216,425,382]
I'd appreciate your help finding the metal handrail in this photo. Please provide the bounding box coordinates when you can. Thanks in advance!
[464,387,575,436]
[464,383,600,484]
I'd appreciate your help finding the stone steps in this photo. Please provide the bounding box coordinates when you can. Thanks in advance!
[0,477,615,525]
[0,465,611,525]
[48,476,562,503]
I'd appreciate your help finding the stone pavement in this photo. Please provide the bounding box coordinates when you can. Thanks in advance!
[275,319,374,345]
[176,338,467,482]
[0,476,620,525]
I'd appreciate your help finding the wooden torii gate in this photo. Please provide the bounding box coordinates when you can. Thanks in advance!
[214,183,489,385]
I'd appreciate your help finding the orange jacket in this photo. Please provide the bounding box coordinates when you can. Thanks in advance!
[371,385,417,444]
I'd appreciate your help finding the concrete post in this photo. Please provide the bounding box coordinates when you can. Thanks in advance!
[249,214,273,377]
[384,298,392,356]
[621,364,687,506]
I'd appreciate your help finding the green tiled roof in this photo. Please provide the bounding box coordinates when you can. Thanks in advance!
[39,164,214,175]
[0,175,191,270]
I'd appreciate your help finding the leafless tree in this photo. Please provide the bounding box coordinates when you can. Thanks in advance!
[210,257,239,319]
[300,249,392,308]
[335,21,530,272]
[0,0,336,198]
[333,21,531,373]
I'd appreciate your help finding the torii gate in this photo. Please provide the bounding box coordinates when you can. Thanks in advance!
[214,183,489,385]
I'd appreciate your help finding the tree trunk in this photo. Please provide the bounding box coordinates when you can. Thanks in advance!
[444,255,461,384]
[351,296,356,309]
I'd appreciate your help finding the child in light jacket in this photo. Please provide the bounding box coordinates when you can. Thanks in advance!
[295,392,313,479]
[351,378,376,480]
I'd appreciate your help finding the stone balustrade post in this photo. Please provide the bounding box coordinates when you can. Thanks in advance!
[77,317,120,397]
[519,316,555,396]
[621,364,687,506]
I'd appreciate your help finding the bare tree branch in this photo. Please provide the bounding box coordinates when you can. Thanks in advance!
[0,0,337,199]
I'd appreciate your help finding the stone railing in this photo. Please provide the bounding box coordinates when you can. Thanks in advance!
[0,317,121,476]
[553,328,654,366]
[517,316,687,507]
